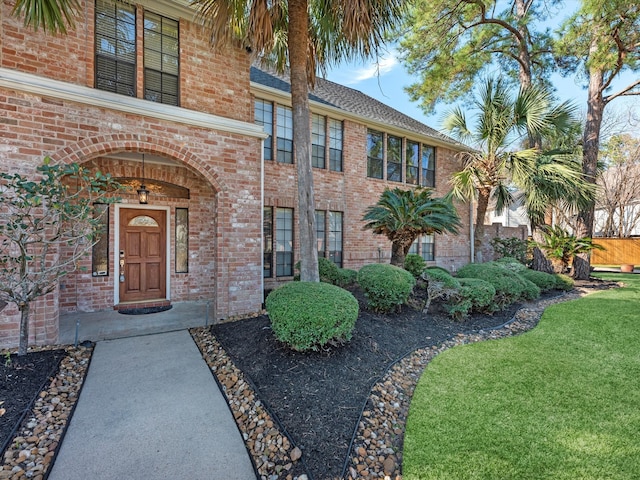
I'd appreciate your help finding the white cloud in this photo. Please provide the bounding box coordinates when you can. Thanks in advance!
[333,51,399,85]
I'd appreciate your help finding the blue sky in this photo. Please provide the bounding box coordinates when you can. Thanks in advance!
[324,44,639,137]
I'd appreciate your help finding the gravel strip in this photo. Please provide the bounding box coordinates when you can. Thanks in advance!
[0,345,93,480]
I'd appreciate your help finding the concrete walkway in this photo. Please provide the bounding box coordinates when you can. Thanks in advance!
[48,330,256,480]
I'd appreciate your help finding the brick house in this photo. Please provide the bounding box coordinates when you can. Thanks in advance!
[0,0,471,349]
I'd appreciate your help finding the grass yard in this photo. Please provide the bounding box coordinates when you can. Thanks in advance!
[403,273,640,480]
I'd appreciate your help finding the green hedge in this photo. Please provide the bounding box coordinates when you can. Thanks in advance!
[404,253,427,278]
[266,281,358,351]
[520,269,558,292]
[446,277,497,320]
[357,263,416,313]
[294,257,356,287]
[554,273,575,291]
[457,262,539,307]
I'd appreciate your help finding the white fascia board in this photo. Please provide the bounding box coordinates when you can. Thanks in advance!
[0,68,267,139]
[136,0,196,20]
[251,81,468,152]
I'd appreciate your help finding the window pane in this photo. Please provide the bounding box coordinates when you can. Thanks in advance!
[276,208,293,276]
[312,114,326,168]
[329,119,343,172]
[277,106,293,164]
[387,135,402,182]
[263,207,273,277]
[421,145,436,187]
[255,100,273,161]
[406,140,419,185]
[421,234,435,261]
[315,210,326,255]
[144,12,179,106]
[367,130,384,179]
[329,211,343,267]
[95,0,136,97]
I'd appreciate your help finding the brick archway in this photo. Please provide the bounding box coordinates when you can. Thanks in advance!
[49,133,226,194]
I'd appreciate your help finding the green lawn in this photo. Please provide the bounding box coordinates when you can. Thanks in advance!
[403,273,640,479]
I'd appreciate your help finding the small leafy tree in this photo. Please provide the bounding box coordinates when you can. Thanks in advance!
[363,187,461,267]
[0,159,120,355]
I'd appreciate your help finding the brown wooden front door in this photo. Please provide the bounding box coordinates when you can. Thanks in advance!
[119,209,166,303]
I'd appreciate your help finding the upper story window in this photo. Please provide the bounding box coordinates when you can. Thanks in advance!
[255,100,273,161]
[312,114,326,168]
[422,145,436,187]
[387,135,402,182]
[254,99,343,171]
[95,0,136,96]
[95,0,180,106]
[329,119,343,172]
[406,140,419,185]
[367,130,384,179]
[144,12,179,106]
[276,105,294,164]
[366,130,437,187]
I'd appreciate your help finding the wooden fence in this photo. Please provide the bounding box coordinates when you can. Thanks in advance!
[592,238,640,265]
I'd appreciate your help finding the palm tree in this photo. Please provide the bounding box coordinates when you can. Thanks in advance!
[11,0,78,33]
[363,187,461,267]
[193,0,407,281]
[444,77,584,264]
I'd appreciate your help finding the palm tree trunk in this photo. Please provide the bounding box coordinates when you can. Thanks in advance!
[289,0,319,282]
[390,242,405,267]
[474,189,491,262]
[574,54,605,280]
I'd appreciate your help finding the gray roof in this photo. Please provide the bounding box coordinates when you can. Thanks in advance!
[250,66,465,149]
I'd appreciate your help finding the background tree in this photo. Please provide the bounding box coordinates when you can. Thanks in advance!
[444,78,588,262]
[193,0,407,282]
[362,187,461,267]
[556,0,640,279]
[596,134,640,237]
[0,160,119,355]
[397,0,558,114]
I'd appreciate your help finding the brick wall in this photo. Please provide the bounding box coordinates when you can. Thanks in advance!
[477,223,529,263]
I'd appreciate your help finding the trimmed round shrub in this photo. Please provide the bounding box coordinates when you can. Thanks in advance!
[446,278,497,321]
[492,256,528,273]
[457,263,536,307]
[338,268,358,287]
[293,258,354,287]
[404,253,427,278]
[554,273,575,291]
[425,266,451,275]
[357,263,416,313]
[266,281,358,351]
[421,268,460,290]
[520,269,557,292]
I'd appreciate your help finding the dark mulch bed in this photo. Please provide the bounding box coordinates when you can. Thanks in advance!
[0,349,65,454]
[212,286,529,480]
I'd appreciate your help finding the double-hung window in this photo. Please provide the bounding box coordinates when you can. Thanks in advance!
[312,114,326,168]
[422,145,436,187]
[387,135,402,182]
[143,12,179,106]
[409,235,435,261]
[95,0,179,106]
[255,100,273,161]
[328,211,343,267]
[406,140,419,185]
[329,119,343,172]
[276,106,293,164]
[367,130,384,179]
[275,208,293,276]
[95,0,136,97]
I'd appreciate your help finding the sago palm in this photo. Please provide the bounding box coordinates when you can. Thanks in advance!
[444,77,579,260]
[363,187,461,267]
